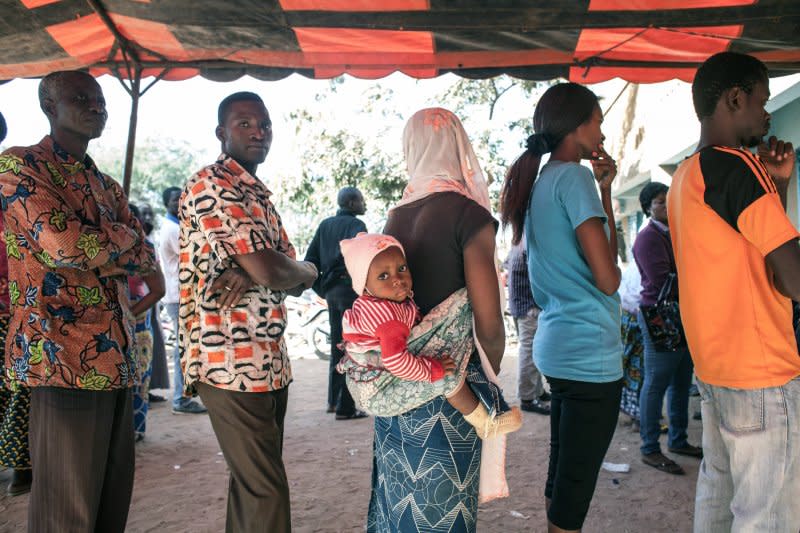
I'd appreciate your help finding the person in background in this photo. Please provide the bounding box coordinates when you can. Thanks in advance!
[505,239,550,415]
[127,204,166,441]
[633,182,701,476]
[304,186,368,419]
[0,70,156,532]
[137,201,169,400]
[158,186,206,415]
[500,82,623,533]
[0,111,32,496]
[670,51,800,532]
[618,262,644,429]
[138,203,155,236]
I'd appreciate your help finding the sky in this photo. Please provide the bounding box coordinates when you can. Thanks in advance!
[0,73,459,180]
[4,71,798,172]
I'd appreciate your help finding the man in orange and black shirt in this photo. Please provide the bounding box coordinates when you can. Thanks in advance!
[669,52,800,532]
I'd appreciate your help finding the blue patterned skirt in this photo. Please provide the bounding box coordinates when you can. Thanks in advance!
[133,313,154,439]
[620,309,644,419]
[0,314,31,469]
[367,396,481,533]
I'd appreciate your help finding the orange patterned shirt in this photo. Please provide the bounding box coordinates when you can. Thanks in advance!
[0,136,156,390]
[179,154,295,393]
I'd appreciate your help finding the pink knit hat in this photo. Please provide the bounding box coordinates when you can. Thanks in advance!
[340,233,406,296]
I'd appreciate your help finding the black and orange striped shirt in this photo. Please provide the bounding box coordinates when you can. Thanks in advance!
[668,145,800,388]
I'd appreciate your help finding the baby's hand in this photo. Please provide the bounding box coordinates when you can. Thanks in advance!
[441,356,456,376]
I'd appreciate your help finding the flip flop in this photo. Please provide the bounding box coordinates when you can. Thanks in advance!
[641,452,685,475]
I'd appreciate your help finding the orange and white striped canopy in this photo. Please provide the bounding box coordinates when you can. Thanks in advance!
[1,0,799,83]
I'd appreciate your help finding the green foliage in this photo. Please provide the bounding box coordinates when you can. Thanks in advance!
[277,80,406,247]
[275,75,555,248]
[441,78,544,121]
[92,137,203,217]
[436,76,553,211]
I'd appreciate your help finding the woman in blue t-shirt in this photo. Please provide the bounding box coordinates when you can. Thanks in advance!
[499,82,623,533]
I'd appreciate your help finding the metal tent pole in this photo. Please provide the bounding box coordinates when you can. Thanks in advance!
[122,67,141,195]
[87,0,168,195]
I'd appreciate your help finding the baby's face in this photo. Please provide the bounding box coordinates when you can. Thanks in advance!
[365,247,413,302]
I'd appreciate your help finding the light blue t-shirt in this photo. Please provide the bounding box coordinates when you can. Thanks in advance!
[525,160,622,383]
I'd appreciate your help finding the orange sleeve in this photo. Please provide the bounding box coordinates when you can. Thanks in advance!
[737,193,800,256]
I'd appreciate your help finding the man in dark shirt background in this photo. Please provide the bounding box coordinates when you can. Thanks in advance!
[305,187,368,419]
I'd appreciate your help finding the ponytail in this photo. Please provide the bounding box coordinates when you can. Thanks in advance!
[500,133,554,245]
[501,82,599,246]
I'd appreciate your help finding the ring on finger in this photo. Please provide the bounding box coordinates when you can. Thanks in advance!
[224,286,232,291]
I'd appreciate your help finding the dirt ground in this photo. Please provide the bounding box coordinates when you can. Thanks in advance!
[0,337,702,533]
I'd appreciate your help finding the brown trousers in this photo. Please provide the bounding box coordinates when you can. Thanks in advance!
[197,382,291,533]
[28,387,135,533]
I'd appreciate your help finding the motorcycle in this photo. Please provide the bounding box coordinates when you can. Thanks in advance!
[285,290,331,360]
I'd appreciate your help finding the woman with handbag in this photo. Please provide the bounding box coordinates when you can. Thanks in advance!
[633,182,702,475]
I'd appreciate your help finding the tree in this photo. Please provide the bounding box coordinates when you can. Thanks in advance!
[272,75,553,250]
[92,137,204,217]
[274,82,407,248]
[437,77,552,211]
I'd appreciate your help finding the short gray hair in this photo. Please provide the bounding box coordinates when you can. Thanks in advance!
[38,70,93,115]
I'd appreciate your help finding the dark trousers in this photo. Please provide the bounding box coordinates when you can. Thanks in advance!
[544,376,622,531]
[197,382,291,533]
[28,387,135,533]
[326,284,357,415]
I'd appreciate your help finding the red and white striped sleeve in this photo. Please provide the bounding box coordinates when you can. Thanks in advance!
[344,297,443,382]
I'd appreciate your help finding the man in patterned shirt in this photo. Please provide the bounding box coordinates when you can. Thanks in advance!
[0,71,156,532]
[179,92,317,532]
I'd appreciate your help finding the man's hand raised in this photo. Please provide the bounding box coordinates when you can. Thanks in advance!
[758,136,796,185]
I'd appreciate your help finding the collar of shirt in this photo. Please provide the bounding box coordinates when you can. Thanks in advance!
[43,135,108,188]
[361,294,420,313]
[166,212,179,224]
[336,208,358,217]
[217,153,272,196]
[651,219,669,233]
[44,135,97,170]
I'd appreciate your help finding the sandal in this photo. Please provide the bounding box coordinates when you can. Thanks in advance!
[641,452,685,475]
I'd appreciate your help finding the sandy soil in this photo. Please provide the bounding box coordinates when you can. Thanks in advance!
[0,338,701,533]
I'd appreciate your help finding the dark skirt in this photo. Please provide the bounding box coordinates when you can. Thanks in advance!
[367,396,481,533]
[149,304,171,390]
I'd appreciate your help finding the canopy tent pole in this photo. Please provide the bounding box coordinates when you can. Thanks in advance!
[122,68,141,195]
[87,0,169,195]
[87,0,141,195]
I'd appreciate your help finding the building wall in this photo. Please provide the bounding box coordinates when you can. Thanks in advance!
[765,96,800,225]
[603,80,699,193]
[600,80,698,263]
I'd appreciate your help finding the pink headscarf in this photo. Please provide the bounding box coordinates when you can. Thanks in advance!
[395,108,491,213]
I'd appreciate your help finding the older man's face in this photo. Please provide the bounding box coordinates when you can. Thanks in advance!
[51,73,108,140]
